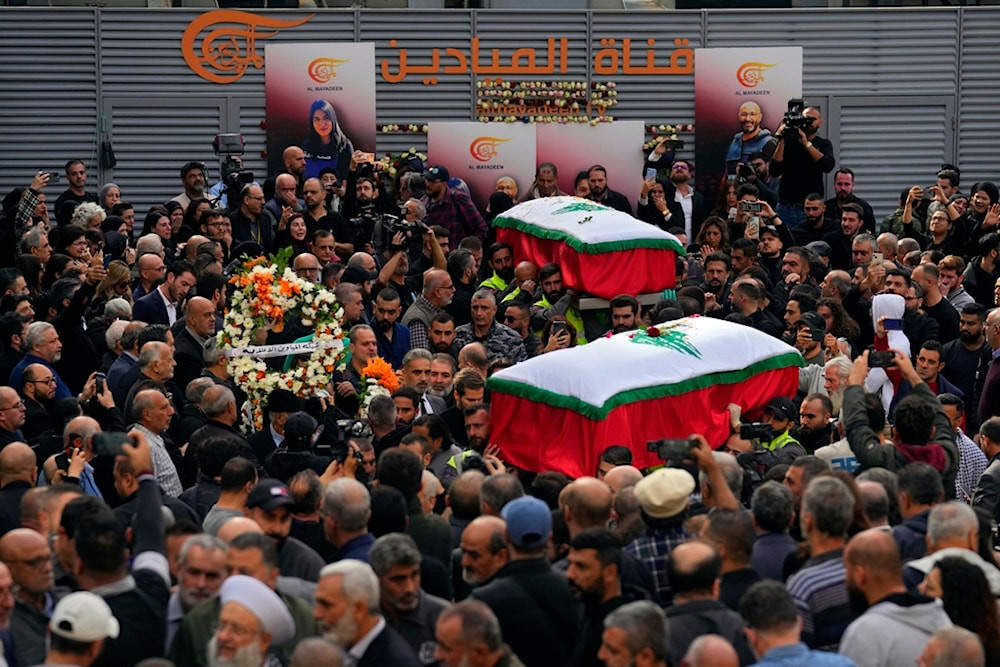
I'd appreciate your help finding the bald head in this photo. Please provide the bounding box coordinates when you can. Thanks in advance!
[290,638,344,667]
[0,443,36,483]
[283,146,305,176]
[603,465,643,494]
[216,516,263,544]
[561,477,612,532]
[0,527,48,562]
[185,235,210,261]
[844,528,904,590]
[682,634,739,667]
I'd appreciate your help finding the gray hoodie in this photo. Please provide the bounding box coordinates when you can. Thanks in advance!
[839,593,951,667]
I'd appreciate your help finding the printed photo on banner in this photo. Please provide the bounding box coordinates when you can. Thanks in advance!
[426,122,536,210]
[264,43,376,180]
[693,47,802,209]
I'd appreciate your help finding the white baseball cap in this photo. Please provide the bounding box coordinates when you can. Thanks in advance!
[50,592,120,642]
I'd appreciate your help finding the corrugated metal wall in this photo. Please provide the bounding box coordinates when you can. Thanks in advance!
[0,7,994,223]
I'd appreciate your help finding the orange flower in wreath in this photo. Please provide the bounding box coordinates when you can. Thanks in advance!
[361,357,400,393]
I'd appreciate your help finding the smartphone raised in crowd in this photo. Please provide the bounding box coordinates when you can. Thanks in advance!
[645,167,657,181]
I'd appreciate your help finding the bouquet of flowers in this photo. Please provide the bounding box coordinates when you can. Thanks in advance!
[357,357,401,419]
[221,248,347,430]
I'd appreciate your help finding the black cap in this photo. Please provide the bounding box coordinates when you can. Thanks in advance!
[283,412,317,452]
[340,266,378,285]
[424,165,450,182]
[246,479,294,512]
[267,389,300,414]
[764,397,798,422]
[795,311,826,331]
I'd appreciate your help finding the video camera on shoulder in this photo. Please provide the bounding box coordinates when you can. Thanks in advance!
[213,133,254,197]
[781,99,813,140]
[386,217,428,250]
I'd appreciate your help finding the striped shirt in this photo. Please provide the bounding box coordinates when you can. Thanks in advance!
[133,423,183,497]
[786,548,851,651]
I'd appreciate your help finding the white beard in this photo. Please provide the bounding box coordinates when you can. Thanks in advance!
[207,635,265,667]
[322,613,359,649]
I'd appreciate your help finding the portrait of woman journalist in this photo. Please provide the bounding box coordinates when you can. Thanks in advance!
[303,99,354,181]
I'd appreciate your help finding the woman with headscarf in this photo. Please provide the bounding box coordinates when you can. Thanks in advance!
[99,183,121,212]
[303,99,354,180]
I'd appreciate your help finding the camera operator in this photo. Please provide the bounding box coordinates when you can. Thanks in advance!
[376,225,446,311]
[725,397,806,472]
[735,151,779,209]
[341,151,395,251]
[769,103,836,229]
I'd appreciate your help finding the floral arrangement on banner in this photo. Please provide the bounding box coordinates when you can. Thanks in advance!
[378,124,430,134]
[357,357,401,419]
[475,79,618,125]
[377,147,428,178]
[642,124,695,152]
[221,248,347,430]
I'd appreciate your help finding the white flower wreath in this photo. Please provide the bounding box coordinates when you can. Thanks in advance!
[220,254,348,430]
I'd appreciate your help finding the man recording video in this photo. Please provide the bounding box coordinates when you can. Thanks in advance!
[769,102,836,229]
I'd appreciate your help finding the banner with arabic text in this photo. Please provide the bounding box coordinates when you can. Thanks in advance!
[693,47,802,215]
[265,43,376,181]
[427,122,537,210]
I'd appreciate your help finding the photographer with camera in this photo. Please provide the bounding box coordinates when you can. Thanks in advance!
[735,151,779,209]
[769,101,836,229]
[376,224,445,313]
[725,397,806,472]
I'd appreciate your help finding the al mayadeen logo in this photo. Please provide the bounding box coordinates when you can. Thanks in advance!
[469,136,511,163]
[736,61,777,88]
[308,57,351,84]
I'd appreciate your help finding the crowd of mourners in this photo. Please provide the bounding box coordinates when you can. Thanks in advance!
[0,104,999,667]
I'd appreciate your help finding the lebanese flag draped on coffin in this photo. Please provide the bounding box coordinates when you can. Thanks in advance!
[493,196,684,299]
[488,316,803,478]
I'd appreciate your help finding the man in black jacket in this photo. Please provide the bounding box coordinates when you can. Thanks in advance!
[770,106,836,229]
[314,559,421,667]
[586,165,633,216]
[74,429,171,667]
[663,540,755,666]
[972,417,1000,524]
[472,496,579,667]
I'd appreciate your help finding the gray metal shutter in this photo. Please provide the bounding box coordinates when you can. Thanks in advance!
[0,9,99,205]
[958,7,1000,189]
[829,96,954,222]
[100,97,229,221]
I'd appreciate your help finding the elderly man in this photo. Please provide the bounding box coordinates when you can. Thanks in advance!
[313,560,420,666]
[165,534,228,652]
[174,296,217,390]
[403,269,455,351]
[9,322,70,400]
[40,416,104,499]
[207,575,295,667]
[0,528,62,666]
[171,531,317,666]
[321,477,374,563]
[131,388,183,497]
[123,340,177,417]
